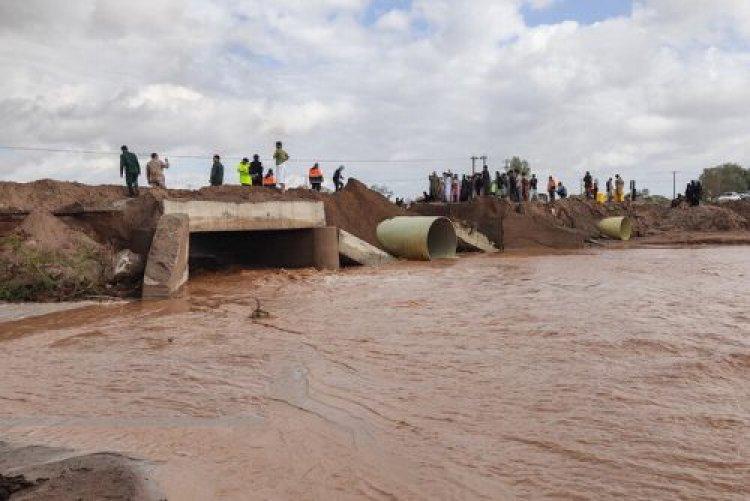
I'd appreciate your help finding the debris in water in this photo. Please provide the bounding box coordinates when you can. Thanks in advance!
[250,298,270,319]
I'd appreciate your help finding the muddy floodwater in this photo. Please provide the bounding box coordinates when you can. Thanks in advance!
[1,247,748,500]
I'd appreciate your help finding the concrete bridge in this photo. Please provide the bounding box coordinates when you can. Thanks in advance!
[142,199,391,298]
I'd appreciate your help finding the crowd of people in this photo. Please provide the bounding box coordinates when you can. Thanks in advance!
[424,164,571,204]
[119,142,347,197]
[421,163,652,206]
[424,165,548,203]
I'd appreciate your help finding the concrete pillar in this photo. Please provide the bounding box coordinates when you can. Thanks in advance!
[311,227,340,271]
[142,214,190,299]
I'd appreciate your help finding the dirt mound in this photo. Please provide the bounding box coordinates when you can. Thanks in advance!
[656,205,748,232]
[320,179,405,248]
[13,210,99,252]
[168,185,318,204]
[410,198,587,250]
[1,212,110,301]
[719,199,750,222]
[0,179,126,212]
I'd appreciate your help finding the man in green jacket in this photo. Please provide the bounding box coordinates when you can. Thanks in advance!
[120,145,141,197]
[237,157,252,186]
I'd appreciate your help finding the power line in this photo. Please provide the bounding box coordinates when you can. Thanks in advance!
[0,145,466,163]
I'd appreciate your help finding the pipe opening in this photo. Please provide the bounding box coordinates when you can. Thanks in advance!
[619,218,633,241]
[189,229,331,275]
[427,218,458,259]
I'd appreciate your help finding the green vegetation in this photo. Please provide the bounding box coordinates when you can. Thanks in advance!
[0,235,106,301]
[699,163,750,198]
[504,156,531,176]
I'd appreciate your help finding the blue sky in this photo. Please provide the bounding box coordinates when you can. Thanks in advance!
[362,0,412,25]
[522,0,633,26]
[363,0,634,28]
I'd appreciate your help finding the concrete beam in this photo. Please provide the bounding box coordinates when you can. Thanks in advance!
[338,229,395,266]
[142,214,190,299]
[163,200,325,233]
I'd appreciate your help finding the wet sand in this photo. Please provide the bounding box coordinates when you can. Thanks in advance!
[1,248,748,499]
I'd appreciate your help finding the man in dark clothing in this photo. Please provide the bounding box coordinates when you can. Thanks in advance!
[508,170,519,202]
[529,174,538,200]
[210,155,224,186]
[685,182,694,205]
[692,180,702,206]
[473,174,483,199]
[583,171,593,198]
[428,172,440,201]
[481,165,491,196]
[333,165,345,192]
[119,145,140,197]
[250,154,263,186]
[460,174,470,202]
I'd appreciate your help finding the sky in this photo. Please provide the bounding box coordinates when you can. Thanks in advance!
[1,0,749,197]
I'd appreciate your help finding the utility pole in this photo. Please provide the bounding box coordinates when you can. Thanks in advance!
[672,170,678,199]
[471,156,478,175]
[480,155,488,169]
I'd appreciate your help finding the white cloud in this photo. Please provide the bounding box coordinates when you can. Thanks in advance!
[0,0,749,198]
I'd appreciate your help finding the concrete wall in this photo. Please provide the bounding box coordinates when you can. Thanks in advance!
[142,214,190,299]
[163,200,326,232]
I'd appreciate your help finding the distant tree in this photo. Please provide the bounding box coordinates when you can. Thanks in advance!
[699,163,750,198]
[370,184,394,200]
[504,156,531,176]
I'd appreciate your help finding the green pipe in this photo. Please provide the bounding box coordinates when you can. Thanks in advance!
[376,216,457,260]
[597,216,633,241]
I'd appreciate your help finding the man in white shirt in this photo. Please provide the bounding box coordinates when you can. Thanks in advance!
[146,153,169,189]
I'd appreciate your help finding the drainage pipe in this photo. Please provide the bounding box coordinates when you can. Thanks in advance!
[596,216,633,241]
[376,216,457,260]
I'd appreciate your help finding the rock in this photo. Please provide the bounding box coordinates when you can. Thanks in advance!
[112,249,145,281]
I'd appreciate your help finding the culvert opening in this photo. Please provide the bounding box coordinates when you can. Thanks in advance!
[189,228,337,274]
[426,218,458,259]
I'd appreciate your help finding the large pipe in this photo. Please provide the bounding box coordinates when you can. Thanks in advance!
[376,216,457,260]
[596,216,633,241]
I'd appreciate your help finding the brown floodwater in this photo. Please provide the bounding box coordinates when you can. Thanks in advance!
[1,247,748,500]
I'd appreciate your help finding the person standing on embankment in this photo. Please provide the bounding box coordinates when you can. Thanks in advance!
[583,171,593,198]
[146,153,169,189]
[237,157,252,186]
[210,155,224,186]
[263,169,277,188]
[547,175,556,202]
[615,174,625,202]
[250,154,263,186]
[119,145,141,197]
[333,165,345,192]
[273,141,289,191]
[308,163,323,191]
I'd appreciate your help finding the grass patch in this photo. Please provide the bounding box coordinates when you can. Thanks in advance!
[0,235,107,302]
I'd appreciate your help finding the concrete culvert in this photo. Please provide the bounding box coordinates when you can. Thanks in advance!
[597,216,633,241]
[376,216,457,260]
